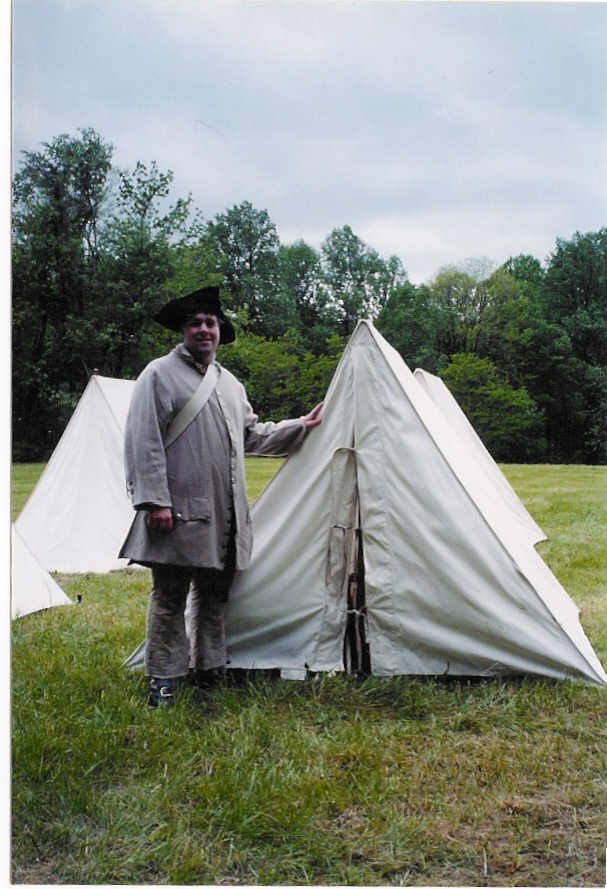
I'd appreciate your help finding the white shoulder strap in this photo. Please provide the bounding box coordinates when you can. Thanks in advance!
[164,362,219,449]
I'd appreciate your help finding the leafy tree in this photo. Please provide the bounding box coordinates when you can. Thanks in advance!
[440,353,545,461]
[475,268,541,385]
[12,135,205,458]
[474,266,579,465]
[91,161,201,378]
[276,240,334,352]
[320,225,405,335]
[427,261,497,356]
[170,241,222,301]
[502,253,545,295]
[542,230,607,366]
[12,129,114,457]
[295,334,345,408]
[375,281,442,371]
[219,330,300,418]
[203,201,289,336]
[538,229,607,461]
[219,329,338,419]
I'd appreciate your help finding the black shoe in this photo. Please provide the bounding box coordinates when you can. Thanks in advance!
[192,667,226,689]
[148,677,175,708]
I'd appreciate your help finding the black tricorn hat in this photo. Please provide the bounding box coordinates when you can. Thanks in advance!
[154,286,236,344]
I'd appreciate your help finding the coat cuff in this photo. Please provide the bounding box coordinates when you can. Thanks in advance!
[134,501,173,511]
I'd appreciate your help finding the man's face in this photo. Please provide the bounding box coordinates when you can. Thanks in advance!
[182,312,221,364]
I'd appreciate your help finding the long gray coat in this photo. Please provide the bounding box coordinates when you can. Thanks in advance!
[119,345,306,570]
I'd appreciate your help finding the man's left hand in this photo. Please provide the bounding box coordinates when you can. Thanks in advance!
[303,402,323,429]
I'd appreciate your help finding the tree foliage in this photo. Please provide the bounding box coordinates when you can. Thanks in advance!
[439,354,545,461]
[91,161,202,378]
[12,134,200,457]
[276,240,334,353]
[12,130,114,456]
[219,329,343,420]
[319,225,406,335]
[203,201,288,337]
[376,282,440,371]
[11,130,607,463]
[537,230,607,462]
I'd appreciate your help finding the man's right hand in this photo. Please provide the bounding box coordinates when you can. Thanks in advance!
[145,507,174,532]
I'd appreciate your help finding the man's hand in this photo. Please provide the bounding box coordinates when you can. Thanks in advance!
[146,507,174,532]
[303,402,323,430]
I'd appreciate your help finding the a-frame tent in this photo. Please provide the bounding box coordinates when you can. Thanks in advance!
[15,375,136,574]
[413,367,546,546]
[11,524,72,619]
[224,321,606,686]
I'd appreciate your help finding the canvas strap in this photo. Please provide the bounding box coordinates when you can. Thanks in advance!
[164,362,219,449]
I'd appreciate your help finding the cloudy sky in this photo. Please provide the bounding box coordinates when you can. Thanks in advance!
[11,0,607,283]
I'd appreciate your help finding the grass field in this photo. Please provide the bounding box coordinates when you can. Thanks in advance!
[11,461,607,886]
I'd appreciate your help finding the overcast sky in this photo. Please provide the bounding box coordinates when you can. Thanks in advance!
[11,0,607,283]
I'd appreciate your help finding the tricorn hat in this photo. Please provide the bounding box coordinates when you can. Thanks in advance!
[154,286,236,344]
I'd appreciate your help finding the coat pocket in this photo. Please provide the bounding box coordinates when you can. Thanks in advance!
[177,496,211,522]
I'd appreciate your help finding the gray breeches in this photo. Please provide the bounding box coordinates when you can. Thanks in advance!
[146,555,236,679]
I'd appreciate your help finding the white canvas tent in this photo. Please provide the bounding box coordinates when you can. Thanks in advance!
[15,375,136,573]
[220,321,605,686]
[413,367,546,546]
[11,524,72,619]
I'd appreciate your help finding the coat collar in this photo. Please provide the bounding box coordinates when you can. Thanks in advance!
[174,342,219,377]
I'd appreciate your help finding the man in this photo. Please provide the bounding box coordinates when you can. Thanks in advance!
[119,286,322,707]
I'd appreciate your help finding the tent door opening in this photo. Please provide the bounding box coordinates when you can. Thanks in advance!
[343,504,370,675]
[327,446,370,675]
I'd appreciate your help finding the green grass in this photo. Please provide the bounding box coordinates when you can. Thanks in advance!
[11,462,46,520]
[11,462,607,886]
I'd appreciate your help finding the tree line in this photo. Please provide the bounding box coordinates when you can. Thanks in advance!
[12,129,607,464]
